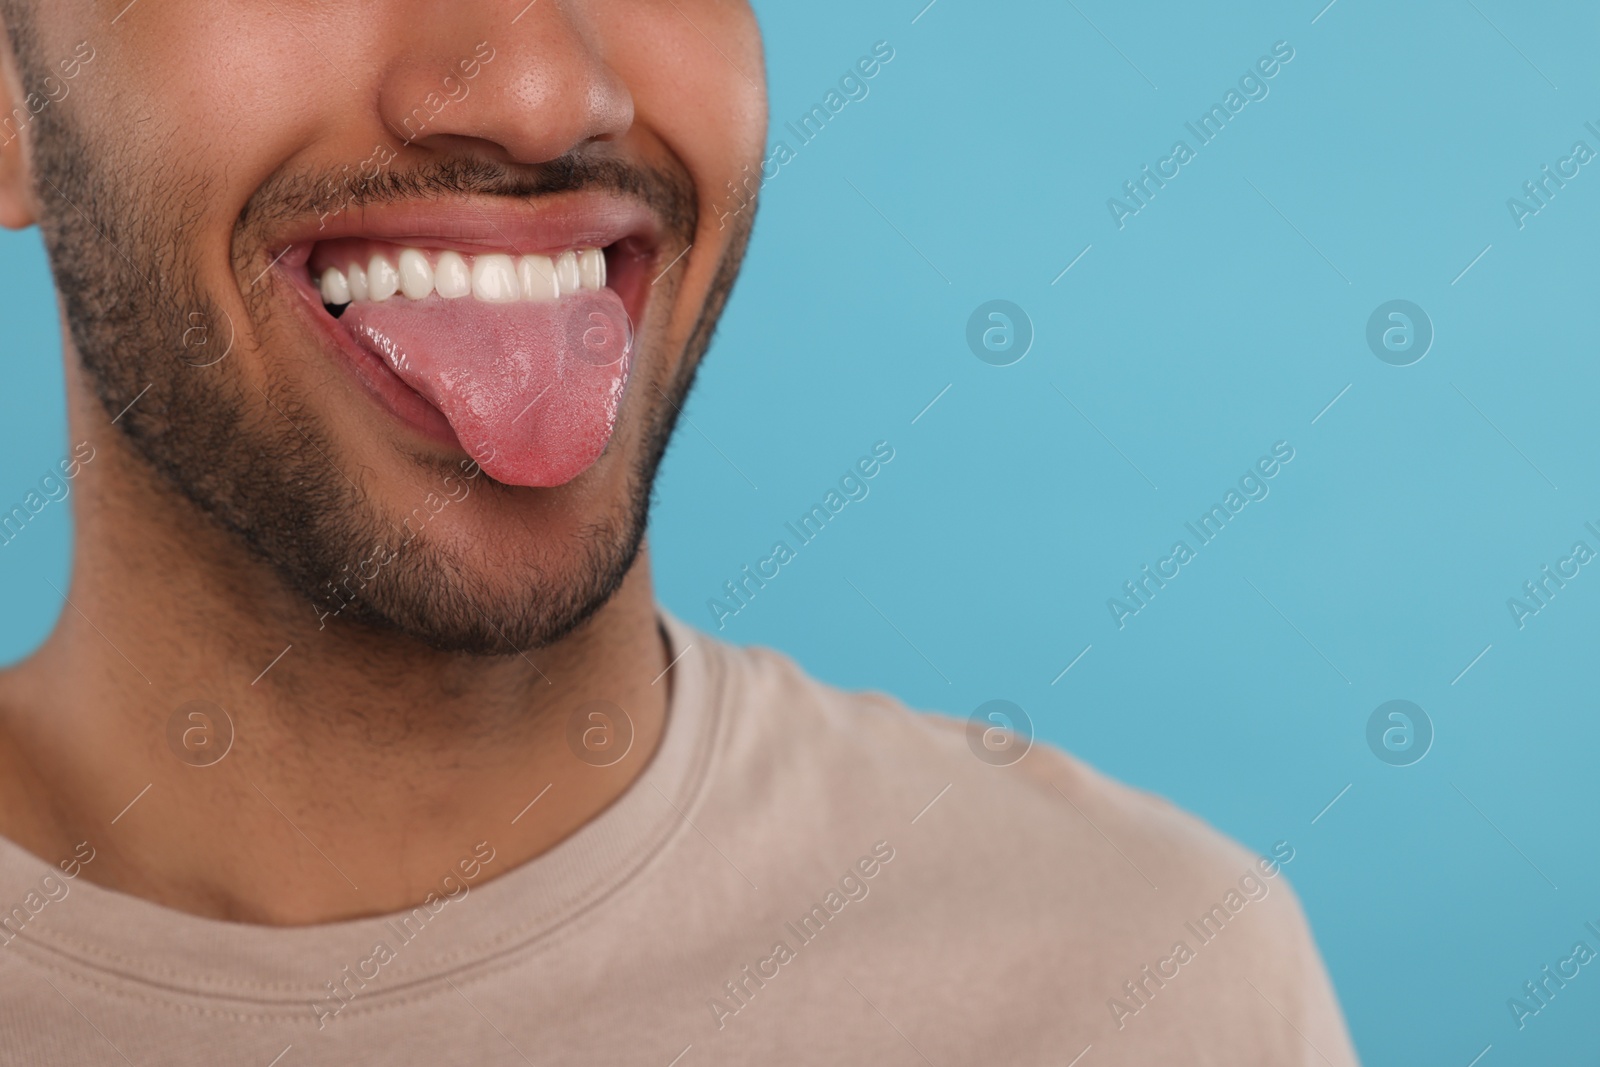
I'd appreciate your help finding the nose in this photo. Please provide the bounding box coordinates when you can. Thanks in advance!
[374,2,633,164]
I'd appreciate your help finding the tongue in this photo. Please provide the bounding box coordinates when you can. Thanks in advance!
[340,289,634,487]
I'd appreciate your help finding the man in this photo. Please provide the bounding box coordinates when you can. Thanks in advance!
[0,1,1359,1063]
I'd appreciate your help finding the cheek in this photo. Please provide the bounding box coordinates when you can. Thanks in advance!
[84,7,376,279]
[598,2,764,358]
[604,2,767,206]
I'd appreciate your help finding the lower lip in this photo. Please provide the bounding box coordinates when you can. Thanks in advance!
[282,270,465,451]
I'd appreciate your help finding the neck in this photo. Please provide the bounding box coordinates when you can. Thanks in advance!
[0,389,669,925]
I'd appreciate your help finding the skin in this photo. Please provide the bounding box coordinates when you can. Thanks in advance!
[0,0,766,924]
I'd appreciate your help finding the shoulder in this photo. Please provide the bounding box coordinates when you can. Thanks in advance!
[706,630,1267,889]
[696,631,1359,1062]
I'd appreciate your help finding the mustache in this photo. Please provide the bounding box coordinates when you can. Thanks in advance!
[239,151,698,244]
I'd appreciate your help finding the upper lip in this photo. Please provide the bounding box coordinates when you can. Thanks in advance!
[268,190,663,273]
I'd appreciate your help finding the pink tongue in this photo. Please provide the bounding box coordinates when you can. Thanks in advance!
[340,289,634,487]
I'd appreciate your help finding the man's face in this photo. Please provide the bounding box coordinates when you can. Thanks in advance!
[0,0,766,651]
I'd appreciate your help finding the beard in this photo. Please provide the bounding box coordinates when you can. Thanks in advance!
[16,34,753,655]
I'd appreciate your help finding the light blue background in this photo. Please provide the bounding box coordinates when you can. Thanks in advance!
[1,1,1596,1063]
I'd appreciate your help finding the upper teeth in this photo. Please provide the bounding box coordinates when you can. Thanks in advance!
[320,247,607,305]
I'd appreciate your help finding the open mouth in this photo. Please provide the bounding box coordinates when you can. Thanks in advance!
[277,210,659,489]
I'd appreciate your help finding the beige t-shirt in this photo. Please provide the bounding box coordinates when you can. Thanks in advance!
[0,615,1359,1065]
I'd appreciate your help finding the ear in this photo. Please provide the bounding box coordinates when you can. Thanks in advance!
[0,12,39,231]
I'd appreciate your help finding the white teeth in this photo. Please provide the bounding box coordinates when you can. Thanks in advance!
[518,255,559,301]
[579,248,605,291]
[472,254,520,302]
[434,251,472,299]
[323,246,609,305]
[555,250,581,294]
[398,248,434,300]
[320,267,350,305]
[367,254,399,302]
